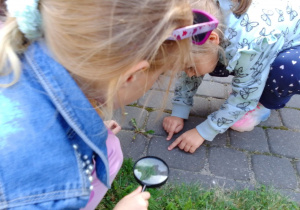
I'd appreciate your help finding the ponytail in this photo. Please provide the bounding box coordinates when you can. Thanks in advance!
[231,0,252,15]
[0,17,28,87]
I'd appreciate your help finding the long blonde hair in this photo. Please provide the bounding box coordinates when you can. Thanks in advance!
[0,0,193,118]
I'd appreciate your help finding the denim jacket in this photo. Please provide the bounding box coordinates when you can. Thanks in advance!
[0,41,109,209]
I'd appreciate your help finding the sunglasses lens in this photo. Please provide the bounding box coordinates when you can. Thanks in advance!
[192,12,210,43]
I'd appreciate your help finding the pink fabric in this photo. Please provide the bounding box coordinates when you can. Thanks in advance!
[81,130,123,210]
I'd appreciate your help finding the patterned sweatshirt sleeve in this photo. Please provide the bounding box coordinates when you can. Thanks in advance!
[171,71,203,119]
[196,39,280,141]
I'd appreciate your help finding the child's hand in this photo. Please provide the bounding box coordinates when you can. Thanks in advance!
[104,120,121,134]
[163,116,184,140]
[114,186,150,210]
[168,128,205,153]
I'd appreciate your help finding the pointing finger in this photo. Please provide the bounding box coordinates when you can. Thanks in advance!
[168,136,182,150]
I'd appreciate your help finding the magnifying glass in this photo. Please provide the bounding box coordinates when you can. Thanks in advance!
[133,156,169,192]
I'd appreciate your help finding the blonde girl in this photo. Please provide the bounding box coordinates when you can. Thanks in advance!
[0,0,199,209]
[164,0,300,153]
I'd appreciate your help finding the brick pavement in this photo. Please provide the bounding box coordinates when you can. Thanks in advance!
[114,74,300,204]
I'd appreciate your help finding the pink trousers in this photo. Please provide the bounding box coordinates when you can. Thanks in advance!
[81,131,123,210]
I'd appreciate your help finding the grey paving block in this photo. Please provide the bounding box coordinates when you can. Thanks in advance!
[145,111,169,136]
[210,98,226,113]
[151,75,175,92]
[113,106,148,130]
[286,95,300,109]
[279,108,300,130]
[190,97,210,117]
[260,110,282,128]
[148,136,206,172]
[138,90,173,110]
[169,169,254,190]
[117,131,148,161]
[211,75,234,84]
[267,129,300,159]
[180,116,205,134]
[229,127,269,153]
[205,131,227,147]
[208,147,250,181]
[203,74,212,81]
[279,190,300,204]
[252,155,297,189]
[296,161,300,176]
[196,81,227,98]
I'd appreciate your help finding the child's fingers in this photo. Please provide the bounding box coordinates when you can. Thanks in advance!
[141,191,151,200]
[166,130,174,140]
[128,186,143,197]
[189,146,197,154]
[178,141,186,150]
[165,123,175,140]
[184,145,191,152]
[168,136,182,150]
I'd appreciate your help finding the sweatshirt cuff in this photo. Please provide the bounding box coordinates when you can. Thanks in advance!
[196,120,219,141]
[171,103,191,119]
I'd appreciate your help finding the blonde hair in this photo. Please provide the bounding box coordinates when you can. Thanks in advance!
[231,0,252,16]
[0,0,193,118]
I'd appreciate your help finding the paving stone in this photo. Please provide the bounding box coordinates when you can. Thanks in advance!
[210,98,226,113]
[279,108,300,130]
[211,75,234,84]
[113,106,148,130]
[252,155,297,189]
[190,97,210,117]
[145,111,169,136]
[279,190,300,204]
[117,131,148,161]
[151,74,175,92]
[297,161,300,176]
[148,136,206,172]
[209,147,250,181]
[203,74,233,85]
[260,110,282,128]
[203,74,212,81]
[286,95,300,109]
[169,169,254,190]
[138,90,173,110]
[267,129,300,159]
[205,131,227,147]
[180,116,205,134]
[196,81,226,98]
[229,127,269,153]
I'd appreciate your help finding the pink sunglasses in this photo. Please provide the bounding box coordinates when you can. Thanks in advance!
[167,9,219,45]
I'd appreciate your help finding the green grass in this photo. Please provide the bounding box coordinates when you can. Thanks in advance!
[97,159,299,210]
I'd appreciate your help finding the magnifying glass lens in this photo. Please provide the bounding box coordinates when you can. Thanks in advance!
[133,156,169,189]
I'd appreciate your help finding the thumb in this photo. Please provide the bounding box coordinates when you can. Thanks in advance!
[128,186,142,197]
[140,191,151,200]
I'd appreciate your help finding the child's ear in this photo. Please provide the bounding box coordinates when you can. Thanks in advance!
[122,60,150,86]
[209,31,220,45]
